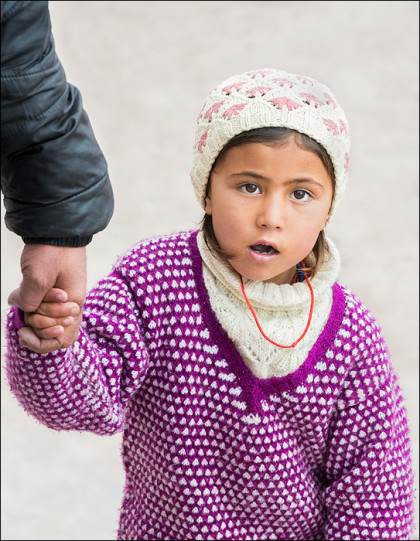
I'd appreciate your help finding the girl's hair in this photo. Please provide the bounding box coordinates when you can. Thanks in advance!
[201,127,336,280]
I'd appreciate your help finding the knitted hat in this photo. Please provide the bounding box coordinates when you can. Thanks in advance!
[191,68,350,219]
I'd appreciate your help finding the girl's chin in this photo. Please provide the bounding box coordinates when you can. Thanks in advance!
[229,262,295,285]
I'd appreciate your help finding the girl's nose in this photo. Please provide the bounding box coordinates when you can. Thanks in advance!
[256,196,285,230]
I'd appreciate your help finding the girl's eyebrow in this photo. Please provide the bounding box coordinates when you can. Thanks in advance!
[231,171,269,181]
[230,171,325,188]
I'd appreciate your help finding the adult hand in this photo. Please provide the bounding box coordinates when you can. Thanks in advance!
[8,244,87,353]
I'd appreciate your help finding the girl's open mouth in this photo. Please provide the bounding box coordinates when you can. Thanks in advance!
[250,244,279,256]
[248,244,279,263]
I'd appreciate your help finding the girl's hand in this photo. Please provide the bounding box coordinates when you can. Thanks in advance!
[18,288,82,353]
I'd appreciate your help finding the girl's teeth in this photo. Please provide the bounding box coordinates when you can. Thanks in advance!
[251,244,277,255]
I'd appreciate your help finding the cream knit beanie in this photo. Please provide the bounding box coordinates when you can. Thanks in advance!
[191,68,350,219]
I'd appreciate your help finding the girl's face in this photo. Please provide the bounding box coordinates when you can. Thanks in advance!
[205,139,333,285]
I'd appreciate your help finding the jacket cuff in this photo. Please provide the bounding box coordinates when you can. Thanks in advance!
[21,236,93,247]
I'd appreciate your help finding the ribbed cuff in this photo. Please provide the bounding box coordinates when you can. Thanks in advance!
[11,307,27,331]
[22,236,93,247]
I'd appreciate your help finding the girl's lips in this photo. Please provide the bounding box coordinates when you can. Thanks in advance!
[248,245,279,263]
[250,239,279,252]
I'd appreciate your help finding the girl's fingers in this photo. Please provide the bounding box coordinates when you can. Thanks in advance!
[25,313,75,329]
[18,327,63,353]
[18,318,81,354]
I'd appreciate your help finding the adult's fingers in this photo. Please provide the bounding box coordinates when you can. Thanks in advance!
[25,313,75,330]
[43,288,69,303]
[34,302,80,319]
[28,325,66,340]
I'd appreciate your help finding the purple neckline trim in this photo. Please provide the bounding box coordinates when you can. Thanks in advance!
[188,230,346,406]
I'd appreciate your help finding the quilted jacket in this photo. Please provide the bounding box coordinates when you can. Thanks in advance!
[1,0,114,246]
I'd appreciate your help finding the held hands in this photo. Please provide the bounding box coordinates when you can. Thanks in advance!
[8,244,87,353]
[19,289,82,353]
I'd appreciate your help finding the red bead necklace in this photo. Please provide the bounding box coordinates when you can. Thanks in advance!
[239,261,314,349]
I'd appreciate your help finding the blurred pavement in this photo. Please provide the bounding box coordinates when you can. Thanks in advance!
[1,1,418,539]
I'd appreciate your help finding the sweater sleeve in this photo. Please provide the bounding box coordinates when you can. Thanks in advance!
[1,1,113,246]
[321,332,415,540]
[4,270,149,435]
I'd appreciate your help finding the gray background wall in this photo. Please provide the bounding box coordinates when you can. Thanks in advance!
[1,1,418,539]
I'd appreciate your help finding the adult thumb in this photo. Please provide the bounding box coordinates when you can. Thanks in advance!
[8,276,48,312]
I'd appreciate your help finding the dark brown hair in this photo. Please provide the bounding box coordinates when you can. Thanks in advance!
[201,127,335,280]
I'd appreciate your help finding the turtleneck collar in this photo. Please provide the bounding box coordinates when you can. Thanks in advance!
[197,230,340,312]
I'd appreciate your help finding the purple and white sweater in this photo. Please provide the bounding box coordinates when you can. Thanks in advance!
[5,230,415,540]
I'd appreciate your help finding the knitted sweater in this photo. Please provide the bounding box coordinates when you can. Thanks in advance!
[5,230,414,541]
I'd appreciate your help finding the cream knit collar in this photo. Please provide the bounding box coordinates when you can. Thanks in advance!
[197,231,341,379]
[197,231,340,311]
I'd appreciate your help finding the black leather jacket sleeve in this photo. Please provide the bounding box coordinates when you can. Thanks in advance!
[1,1,114,246]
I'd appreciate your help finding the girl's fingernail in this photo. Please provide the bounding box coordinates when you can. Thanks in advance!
[71,307,79,315]
[54,327,63,336]
[57,294,65,302]
[62,318,72,326]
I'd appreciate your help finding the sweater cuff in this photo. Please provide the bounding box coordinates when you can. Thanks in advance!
[11,307,27,331]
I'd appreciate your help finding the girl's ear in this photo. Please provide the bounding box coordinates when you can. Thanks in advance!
[204,197,212,215]
[204,185,212,215]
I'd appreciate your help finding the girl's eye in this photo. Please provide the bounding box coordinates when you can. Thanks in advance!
[240,183,261,194]
[291,189,311,202]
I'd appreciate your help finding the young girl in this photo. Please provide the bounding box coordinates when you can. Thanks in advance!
[5,69,415,540]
